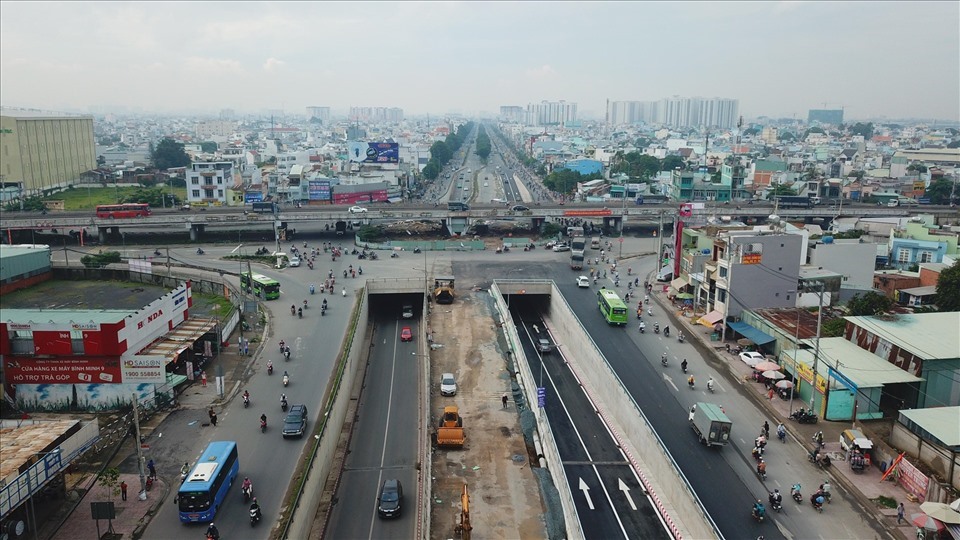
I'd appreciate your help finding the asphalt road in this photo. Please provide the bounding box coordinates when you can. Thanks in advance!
[325,316,420,538]
[513,312,669,539]
[139,251,359,539]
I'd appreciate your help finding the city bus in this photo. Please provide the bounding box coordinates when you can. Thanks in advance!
[597,288,628,326]
[772,196,813,209]
[240,272,281,300]
[95,203,152,218]
[177,441,239,523]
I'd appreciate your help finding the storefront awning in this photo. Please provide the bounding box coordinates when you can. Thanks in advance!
[670,277,687,291]
[698,310,724,327]
[727,321,776,345]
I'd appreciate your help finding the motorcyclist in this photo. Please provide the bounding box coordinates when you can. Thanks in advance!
[820,480,832,502]
[180,461,190,481]
[661,353,667,365]
[664,326,670,337]
[638,321,646,333]
[681,359,688,373]
[205,522,220,540]
[242,477,252,496]
[267,359,274,374]
[757,458,767,477]
[291,304,296,316]
[769,489,782,507]
[260,413,267,426]
[283,371,289,386]
[303,299,308,310]
[250,496,262,520]
[278,340,285,352]
[706,377,715,391]
[309,284,315,294]
[791,483,802,498]
[281,393,288,409]
[752,500,765,519]
[298,307,303,318]
[342,287,346,297]
[196,248,204,255]
[243,390,250,405]
[777,422,786,442]
[687,375,695,388]
[358,266,363,275]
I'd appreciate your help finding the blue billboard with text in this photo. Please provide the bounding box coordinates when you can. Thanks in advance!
[348,142,400,164]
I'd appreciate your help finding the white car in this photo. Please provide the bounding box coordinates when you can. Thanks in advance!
[348,206,368,214]
[577,276,590,288]
[440,373,457,396]
[739,351,765,367]
[289,256,301,267]
[553,244,570,252]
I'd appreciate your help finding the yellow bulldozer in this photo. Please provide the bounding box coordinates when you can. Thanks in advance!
[434,275,455,304]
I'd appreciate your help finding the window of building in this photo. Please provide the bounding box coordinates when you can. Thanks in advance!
[919,251,933,263]
[719,267,728,278]
[897,248,911,263]
[192,189,200,198]
[218,190,224,197]
[191,178,199,185]
[9,330,34,355]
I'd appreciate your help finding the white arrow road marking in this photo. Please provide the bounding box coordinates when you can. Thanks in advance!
[618,478,637,510]
[663,373,679,392]
[578,477,595,510]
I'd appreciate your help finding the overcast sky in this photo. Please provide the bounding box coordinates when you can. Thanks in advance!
[2,1,958,122]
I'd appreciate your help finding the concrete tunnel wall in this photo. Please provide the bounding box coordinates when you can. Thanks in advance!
[541,282,716,539]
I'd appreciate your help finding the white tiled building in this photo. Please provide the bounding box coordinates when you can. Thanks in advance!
[186,161,234,205]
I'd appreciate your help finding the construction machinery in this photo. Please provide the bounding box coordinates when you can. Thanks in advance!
[454,483,472,539]
[434,275,456,304]
[437,406,465,447]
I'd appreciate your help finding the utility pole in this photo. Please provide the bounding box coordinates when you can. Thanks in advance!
[809,281,825,414]
[131,394,147,500]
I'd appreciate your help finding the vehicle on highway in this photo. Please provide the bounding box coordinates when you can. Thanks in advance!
[577,275,590,288]
[511,205,529,212]
[537,338,552,353]
[348,205,368,213]
[597,289,629,326]
[377,478,403,518]
[282,404,308,438]
[448,201,470,211]
[440,373,457,396]
[240,272,281,300]
[178,441,239,523]
[95,203,152,219]
[288,256,301,267]
[739,351,766,367]
[401,304,414,319]
[552,243,570,252]
[400,326,413,342]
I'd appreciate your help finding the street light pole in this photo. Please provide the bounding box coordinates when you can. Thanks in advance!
[808,281,825,413]
[131,393,147,500]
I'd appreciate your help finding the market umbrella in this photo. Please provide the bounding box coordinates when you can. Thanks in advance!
[763,370,787,380]
[911,513,946,532]
[775,380,795,389]
[737,338,753,347]
[755,361,780,372]
[676,292,694,299]
[920,502,960,524]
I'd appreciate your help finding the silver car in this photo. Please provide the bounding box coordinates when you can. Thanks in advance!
[440,373,457,396]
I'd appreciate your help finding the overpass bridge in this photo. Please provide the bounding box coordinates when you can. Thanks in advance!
[3,204,956,242]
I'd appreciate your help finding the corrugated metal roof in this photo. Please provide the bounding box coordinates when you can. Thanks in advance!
[845,312,960,360]
[898,407,960,447]
[899,285,937,296]
[785,338,922,388]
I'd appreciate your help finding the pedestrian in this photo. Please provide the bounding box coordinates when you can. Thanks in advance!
[200,370,207,387]
[767,387,775,400]
[147,459,156,480]
[897,502,905,524]
[209,408,218,427]
[502,394,508,408]
[243,339,249,356]
[763,421,770,438]
[120,480,128,501]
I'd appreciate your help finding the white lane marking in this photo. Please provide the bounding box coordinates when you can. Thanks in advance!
[662,373,678,392]
[618,478,637,511]
[579,477,595,510]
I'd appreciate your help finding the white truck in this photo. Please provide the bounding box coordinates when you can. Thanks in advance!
[689,402,732,447]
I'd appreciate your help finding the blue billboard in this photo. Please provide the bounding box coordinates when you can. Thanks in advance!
[308,180,331,201]
[244,192,264,203]
[348,141,400,164]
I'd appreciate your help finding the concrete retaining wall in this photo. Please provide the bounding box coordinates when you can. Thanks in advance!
[543,282,716,539]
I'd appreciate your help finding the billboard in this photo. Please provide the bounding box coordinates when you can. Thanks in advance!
[120,356,166,384]
[347,142,400,163]
[4,357,123,384]
[308,180,332,201]
[245,192,264,203]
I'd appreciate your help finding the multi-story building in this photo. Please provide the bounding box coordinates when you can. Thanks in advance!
[605,97,738,128]
[306,106,331,123]
[0,109,96,196]
[525,101,577,126]
[807,238,878,290]
[195,120,235,140]
[186,161,234,206]
[712,231,803,323]
[348,107,403,123]
[499,106,524,122]
[807,109,844,125]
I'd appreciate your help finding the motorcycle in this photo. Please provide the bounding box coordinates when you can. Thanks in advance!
[791,485,803,503]
[413,247,421,253]
[808,449,832,468]
[654,324,660,334]
[267,362,273,375]
[153,249,162,256]
[768,493,783,513]
[260,418,267,433]
[664,327,670,338]
[810,493,824,512]
[321,306,326,316]
[250,505,261,527]
[706,378,715,393]
[283,374,289,387]
[291,305,296,316]
[243,394,250,408]
[751,504,766,523]
[390,252,399,258]
[281,398,288,412]
[302,300,308,310]
[638,323,645,334]
[791,410,819,424]
[196,248,205,255]
[284,350,291,362]
[660,354,668,367]
[681,360,688,374]
[309,284,315,295]
[687,377,695,390]
[678,333,684,343]
[242,484,253,503]
[298,308,303,319]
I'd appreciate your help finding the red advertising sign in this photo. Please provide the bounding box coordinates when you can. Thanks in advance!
[33,331,73,356]
[3,358,123,384]
[563,209,612,217]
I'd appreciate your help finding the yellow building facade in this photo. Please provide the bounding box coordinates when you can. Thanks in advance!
[0,110,96,195]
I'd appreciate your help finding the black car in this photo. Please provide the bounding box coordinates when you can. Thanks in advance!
[282,404,308,438]
[378,478,403,518]
[511,204,529,212]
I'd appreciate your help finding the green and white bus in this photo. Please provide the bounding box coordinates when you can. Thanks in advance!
[597,288,628,326]
[240,272,281,300]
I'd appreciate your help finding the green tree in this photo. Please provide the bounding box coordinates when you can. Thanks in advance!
[767,184,797,198]
[429,141,451,165]
[543,169,601,194]
[849,122,874,139]
[935,260,960,312]
[99,467,121,503]
[802,127,825,139]
[906,163,928,173]
[81,251,122,268]
[923,178,955,204]
[661,155,685,172]
[199,141,218,153]
[422,161,440,180]
[779,132,797,142]
[846,291,893,316]
[821,317,847,337]
[151,138,191,171]
[3,196,47,212]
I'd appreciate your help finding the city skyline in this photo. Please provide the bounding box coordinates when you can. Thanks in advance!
[1,2,958,122]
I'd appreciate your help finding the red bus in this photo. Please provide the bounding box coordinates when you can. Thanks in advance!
[95,203,152,219]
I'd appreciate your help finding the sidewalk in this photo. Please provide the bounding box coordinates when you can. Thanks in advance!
[652,285,921,540]
[51,474,169,540]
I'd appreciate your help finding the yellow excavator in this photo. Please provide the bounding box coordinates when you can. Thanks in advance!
[455,483,472,539]
[434,275,455,304]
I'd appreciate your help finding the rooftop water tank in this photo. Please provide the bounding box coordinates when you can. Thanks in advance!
[823,236,834,244]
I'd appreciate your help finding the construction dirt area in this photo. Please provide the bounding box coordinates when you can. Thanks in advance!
[427,281,552,540]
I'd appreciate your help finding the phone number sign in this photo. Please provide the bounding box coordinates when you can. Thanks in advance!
[4,358,122,384]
